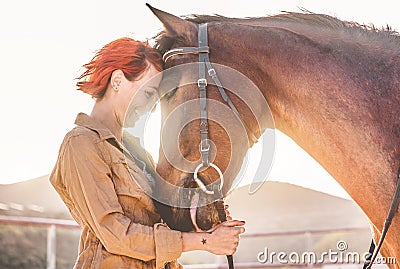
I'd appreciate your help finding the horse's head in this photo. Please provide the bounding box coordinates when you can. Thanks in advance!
[148,5,272,232]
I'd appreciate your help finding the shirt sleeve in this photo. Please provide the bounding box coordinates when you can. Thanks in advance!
[60,133,182,268]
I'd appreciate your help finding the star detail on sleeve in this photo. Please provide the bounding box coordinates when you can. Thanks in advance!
[201,238,207,245]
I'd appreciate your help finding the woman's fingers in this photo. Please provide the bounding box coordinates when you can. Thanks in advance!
[220,220,246,227]
[206,219,245,233]
[219,220,246,236]
[207,219,246,255]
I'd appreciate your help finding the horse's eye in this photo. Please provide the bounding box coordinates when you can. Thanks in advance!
[164,86,178,101]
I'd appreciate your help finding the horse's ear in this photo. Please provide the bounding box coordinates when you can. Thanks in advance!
[146,4,196,38]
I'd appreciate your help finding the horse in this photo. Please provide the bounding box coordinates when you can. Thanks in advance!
[147,5,400,267]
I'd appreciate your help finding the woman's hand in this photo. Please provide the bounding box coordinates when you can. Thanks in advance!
[182,220,245,256]
[205,220,245,255]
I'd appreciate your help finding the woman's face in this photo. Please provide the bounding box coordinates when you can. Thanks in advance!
[116,64,161,125]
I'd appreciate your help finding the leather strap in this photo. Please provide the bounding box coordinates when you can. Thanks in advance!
[163,46,209,62]
[163,23,258,168]
[198,23,210,167]
[363,168,400,269]
[196,23,258,167]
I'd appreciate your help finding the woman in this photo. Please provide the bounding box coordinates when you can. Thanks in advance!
[50,37,245,269]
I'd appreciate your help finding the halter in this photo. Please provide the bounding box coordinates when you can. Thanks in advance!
[163,23,249,269]
[163,23,258,196]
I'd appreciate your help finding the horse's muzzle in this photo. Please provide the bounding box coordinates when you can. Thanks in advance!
[182,176,221,231]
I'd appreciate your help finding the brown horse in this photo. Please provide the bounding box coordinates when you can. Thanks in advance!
[149,6,400,266]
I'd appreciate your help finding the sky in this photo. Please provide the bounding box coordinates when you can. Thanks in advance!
[1,0,399,200]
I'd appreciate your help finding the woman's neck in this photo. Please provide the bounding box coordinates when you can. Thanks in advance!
[91,98,123,142]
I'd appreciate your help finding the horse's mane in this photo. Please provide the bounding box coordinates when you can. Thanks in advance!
[155,11,400,54]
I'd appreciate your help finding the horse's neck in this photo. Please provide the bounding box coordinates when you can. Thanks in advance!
[216,23,400,224]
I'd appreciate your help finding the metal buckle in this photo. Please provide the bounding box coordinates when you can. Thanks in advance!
[208,68,216,77]
[200,141,210,152]
[197,78,207,87]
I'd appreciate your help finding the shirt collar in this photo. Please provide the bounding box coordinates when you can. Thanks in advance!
[74,112,116,140]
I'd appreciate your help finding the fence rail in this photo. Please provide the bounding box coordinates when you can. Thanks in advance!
[0,214,79,228]
[0,215,79,269]
[0,215,370,269]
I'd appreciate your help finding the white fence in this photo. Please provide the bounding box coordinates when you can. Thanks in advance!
[0,215,79,269]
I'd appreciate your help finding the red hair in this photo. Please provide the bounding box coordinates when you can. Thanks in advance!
[77,37,163,99]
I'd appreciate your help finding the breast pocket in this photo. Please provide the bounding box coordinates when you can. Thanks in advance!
[111,156,153,201]
[111,156,159,221]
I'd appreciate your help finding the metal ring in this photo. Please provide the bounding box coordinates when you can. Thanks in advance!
[193,162,224,195]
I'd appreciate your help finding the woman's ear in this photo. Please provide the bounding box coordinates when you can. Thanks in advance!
[110,70,124,91]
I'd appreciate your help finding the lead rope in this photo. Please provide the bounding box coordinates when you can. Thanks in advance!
[363,168,400,269]
[215,198,234,269]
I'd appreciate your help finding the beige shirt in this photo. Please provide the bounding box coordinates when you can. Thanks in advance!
[50,113,183,269]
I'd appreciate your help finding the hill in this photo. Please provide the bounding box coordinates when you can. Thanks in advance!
[0,175,69,218]
[226,181,369,232]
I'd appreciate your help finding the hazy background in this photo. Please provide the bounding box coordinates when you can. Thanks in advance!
[1,0,399,200]
[1,2,394,267]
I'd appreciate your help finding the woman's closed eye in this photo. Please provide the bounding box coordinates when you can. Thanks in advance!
[145,87,158,99]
